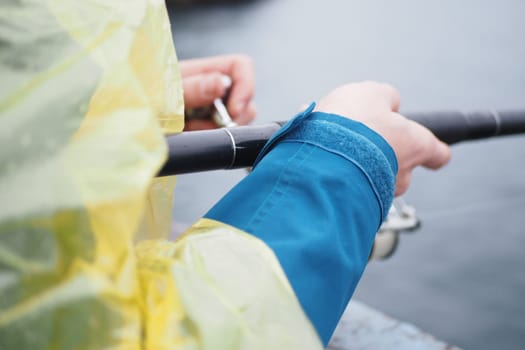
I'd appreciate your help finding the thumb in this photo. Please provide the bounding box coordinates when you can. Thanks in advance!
[411,121,451,170]
[183,72,228,109]
[422,139,451,170]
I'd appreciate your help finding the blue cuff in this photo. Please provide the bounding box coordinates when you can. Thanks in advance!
[254,103,398,223]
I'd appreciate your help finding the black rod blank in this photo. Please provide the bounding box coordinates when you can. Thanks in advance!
[160,123,282,176]
[158,110,525,176]
[407,110,525,144]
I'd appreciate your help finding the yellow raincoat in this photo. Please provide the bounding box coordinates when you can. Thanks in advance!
[0,1,322,349]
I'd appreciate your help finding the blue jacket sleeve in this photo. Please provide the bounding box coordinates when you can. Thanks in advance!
[205,104,398,345]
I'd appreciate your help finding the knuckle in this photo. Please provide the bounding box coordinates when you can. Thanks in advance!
[233,54,254,67]
[202,73,225,97]
[383,83,400,97]
[358,80,381,88]
[376,82,400,100]
[357,81,399,98]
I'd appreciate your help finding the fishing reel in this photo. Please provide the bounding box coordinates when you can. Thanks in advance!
[369,198,421,260]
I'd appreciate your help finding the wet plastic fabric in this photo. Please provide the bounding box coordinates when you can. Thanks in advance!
[0,1,183,348]
[0,1,322,349]
[136,218,323,350]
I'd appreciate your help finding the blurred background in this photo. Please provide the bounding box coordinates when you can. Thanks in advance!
[168,0,525,348]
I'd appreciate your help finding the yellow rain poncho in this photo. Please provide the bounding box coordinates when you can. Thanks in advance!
[0,1,322,349]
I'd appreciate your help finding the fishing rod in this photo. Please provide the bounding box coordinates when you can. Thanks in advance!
[161,109,525,260]
[159,109,525,176]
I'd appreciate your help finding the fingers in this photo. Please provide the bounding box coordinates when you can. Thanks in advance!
[234,101,257,125]
[395,172,412,196]
[180,54,256,125]
[383,83,401,112]
[179,55,234,77]
[184,119,217,131]
[391,119,451,194]
[422,138,451,170]
[183,72,228,109]
[225,55,255,121]
[357,81,401,112]
[314,80,448,197]
[409,120,452,170]
[179,54,253,78]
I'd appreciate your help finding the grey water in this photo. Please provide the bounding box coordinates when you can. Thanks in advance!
[168,1,525,348]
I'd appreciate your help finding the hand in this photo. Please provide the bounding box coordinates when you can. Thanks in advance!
[180,54,257,130]
[315,81,451,196]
